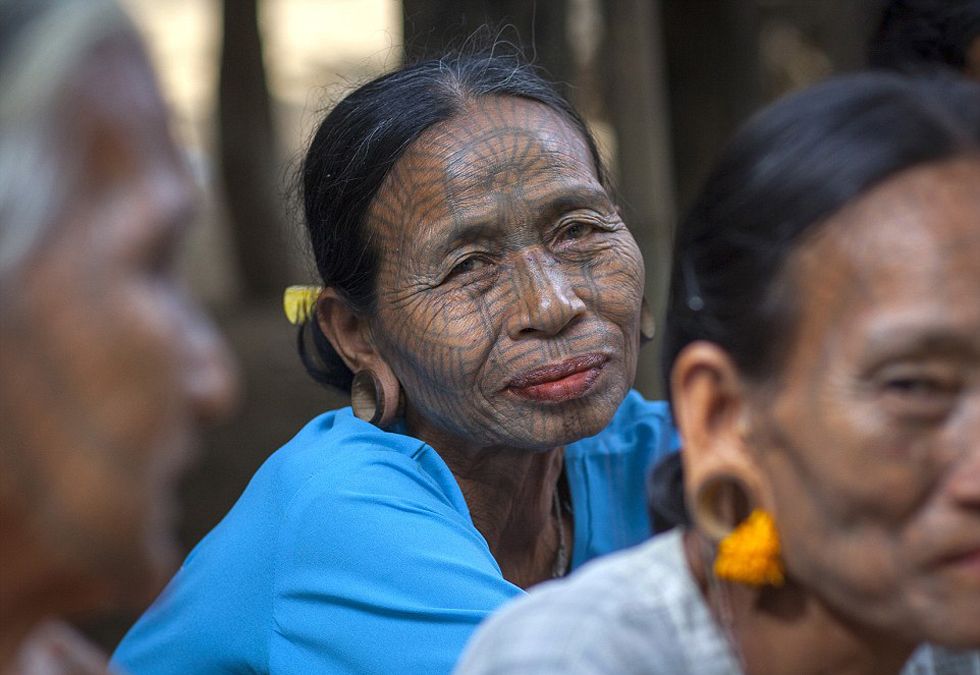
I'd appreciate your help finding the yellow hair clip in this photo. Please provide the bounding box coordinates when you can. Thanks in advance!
[283,285,323,325]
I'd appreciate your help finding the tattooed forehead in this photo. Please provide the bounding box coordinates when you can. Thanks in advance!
[366,96,605,263]
[429,97,594,192]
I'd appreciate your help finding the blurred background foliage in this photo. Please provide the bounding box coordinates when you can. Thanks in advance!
[92,0,884,647]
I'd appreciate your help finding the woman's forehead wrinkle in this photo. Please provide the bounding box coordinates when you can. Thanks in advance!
[806,163,980,309]
[860,323,980,366]
[432,135,597,236]
[431,97,594,178]
[369,142,455,275]
[783,161,980,386]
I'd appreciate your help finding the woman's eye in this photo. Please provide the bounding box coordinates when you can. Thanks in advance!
[450,256,488,277]
[142,232,181,278]
[885,377,958,397]
[561,222,594,241]
[878,369,962,422]
[887,379,932,394]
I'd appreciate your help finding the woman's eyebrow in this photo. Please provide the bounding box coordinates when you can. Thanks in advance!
[419,184,612,266]
[529,186,613,220]
[422,219,503,265]
[862,323,980,362]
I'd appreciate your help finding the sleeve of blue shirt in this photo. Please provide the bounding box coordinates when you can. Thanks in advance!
[112,418,522,675]
[111,396,678,675]
[268,448,522,675]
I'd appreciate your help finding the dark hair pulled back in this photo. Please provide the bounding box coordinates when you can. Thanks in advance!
[649,73,980,532]
[662,73,980,391]
[298,44,606,392]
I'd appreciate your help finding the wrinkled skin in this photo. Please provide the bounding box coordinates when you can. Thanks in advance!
[0,37,237,617]
[363,96,645,454]
[749,160,980,649]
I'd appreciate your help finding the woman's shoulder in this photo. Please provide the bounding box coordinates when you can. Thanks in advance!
[607,390,674,436]
[250,407,453,505]
[113,409,511,675]
[562,392,679,562]
[454,530,737,675]
[614,389,672,421]
[273,406,425,468]
[902,646,980,675]
[566,390,677,460]
[196,408,470,554]
[153,408,471,600]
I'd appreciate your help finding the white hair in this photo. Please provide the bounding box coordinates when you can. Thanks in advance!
[0,0,132,277]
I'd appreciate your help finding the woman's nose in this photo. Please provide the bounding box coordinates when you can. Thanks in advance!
[182,312,240,424]
[506,251,587,340]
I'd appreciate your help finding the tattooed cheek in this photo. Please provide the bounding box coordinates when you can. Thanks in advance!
[425,288,488,320]
[376,294,408,319]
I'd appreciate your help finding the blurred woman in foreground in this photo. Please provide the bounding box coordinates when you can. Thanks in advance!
[0,0,237,671]
[455,73,980,675]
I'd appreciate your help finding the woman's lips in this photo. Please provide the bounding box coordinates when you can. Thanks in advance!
[507,353,609,402]
[937,546,980,579]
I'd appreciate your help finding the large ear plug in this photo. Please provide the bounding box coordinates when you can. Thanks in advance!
[351,368,403,428]
[692,472,784,587]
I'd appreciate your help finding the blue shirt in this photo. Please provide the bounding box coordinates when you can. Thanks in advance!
[113,391,676,675]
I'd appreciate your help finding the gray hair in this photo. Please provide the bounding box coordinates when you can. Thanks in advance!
[0,0,132,277]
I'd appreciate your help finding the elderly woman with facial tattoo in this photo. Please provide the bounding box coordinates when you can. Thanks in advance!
[0,0,237,673]
[113,49,677,675]
[454,73,980,675]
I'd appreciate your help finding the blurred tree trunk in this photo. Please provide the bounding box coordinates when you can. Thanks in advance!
[662,0,763,212]
[218,0,289,298]
[600,0,675,397]
[401,0,573,92]
[766,0,883,72]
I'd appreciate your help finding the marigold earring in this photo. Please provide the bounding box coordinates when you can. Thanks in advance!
[713,509,785,587]
[351,368,403,428]
[640,296,656,345]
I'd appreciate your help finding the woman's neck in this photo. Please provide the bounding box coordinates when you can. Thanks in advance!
[0,513,104,669]
[406,416,570,589]
[683,530,916,675]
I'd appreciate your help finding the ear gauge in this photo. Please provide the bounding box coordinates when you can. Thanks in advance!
[351,368,404,428]
[640,296,656,345]
[691,473,785,587]
[691,472,754,541]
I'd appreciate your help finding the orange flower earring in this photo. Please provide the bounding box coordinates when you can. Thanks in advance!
[713,509,785,587]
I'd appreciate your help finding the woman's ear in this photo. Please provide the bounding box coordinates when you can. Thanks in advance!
[315,288,378,374]
[317,289,404,426]
[671,341,767,541]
